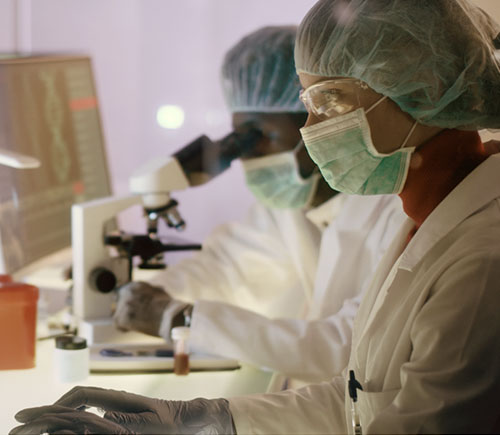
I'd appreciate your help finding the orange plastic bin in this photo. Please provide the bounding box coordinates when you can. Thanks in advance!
[0,274,13,283]
[0,282,39,370]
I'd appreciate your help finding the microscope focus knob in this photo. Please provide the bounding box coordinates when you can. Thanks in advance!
[89,267,117,293]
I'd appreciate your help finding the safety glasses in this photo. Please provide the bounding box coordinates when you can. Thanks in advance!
[299,78,369,120]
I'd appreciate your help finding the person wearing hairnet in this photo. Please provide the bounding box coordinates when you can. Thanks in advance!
[12,1,500,432]
[112,25,405,387]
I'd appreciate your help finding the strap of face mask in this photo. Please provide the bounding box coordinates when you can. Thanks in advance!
[294,139,320,178]
[293,139,305,154]
[365,95,418,150]
[365,95,387,114]
[400,120,418,149]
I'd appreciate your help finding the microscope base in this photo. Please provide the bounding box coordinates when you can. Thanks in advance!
[78,318,165,346]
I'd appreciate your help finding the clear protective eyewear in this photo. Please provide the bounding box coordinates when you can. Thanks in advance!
[299,78,370,120]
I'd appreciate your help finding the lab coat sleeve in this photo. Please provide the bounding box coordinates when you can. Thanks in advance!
[368,248,500,434]
[189,296,360,382]
[147,203,317,317]
[229,376,347,434]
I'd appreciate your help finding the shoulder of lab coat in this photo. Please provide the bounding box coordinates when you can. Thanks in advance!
[189,194,406,382]
[310,193,406,318]
[305,192,346,230]
[351,154,500,434]
[148,201,321,318]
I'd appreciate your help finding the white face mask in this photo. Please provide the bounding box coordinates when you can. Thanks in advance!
[300,96,417,195]
[241,142,320,209]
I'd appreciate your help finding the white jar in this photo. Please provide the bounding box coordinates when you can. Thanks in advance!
[54,335,89,383]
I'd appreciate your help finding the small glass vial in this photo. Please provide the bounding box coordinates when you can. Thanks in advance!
[171,326,190,375]
[54,335,89,383]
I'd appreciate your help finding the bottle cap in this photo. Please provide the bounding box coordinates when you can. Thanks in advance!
[171,326,190,341]
[55,335,87,350]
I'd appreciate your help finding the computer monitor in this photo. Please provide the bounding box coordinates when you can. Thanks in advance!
[0,54,112,274]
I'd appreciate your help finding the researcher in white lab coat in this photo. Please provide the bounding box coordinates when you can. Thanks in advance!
[12,1,500,433]
[228,0,500,433]
[113,26,405,385]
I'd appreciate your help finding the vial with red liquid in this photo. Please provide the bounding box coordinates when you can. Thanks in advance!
[171,326,190,375]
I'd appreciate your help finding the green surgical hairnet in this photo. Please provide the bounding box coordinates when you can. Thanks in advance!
[222,26,306,113]
[295,0,500,130]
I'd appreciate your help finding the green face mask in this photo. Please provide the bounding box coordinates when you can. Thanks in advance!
[301,100,417,195]
[241,142,320,209]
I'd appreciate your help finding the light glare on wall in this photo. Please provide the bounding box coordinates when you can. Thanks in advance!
[157,105,185,129]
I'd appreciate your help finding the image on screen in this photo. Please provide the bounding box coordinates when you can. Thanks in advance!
[0,55,112,273]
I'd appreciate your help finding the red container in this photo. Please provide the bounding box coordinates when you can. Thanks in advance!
[0,282,39,370]
[0,274,13,283]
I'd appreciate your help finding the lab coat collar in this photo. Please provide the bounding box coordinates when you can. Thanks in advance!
[399,154,500,271]
[399,130,487,228]
[306,193,345,231]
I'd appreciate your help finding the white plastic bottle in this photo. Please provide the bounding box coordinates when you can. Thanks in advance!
[54,335,89,383]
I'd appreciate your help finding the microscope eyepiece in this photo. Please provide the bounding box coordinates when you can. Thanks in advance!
[173,128,263,186]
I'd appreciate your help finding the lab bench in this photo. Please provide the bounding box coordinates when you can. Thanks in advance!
[0,329,273,432]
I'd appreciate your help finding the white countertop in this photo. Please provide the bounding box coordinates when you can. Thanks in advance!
[3,254,274,432]
[0,337,273,432]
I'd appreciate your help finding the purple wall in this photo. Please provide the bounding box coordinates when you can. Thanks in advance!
[24,0,317,245]
[4,0,499,248]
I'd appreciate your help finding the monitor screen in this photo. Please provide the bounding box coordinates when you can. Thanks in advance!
[0,55,112,274]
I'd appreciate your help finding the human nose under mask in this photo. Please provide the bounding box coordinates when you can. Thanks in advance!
[300,96,417,195]
[241,142,320,209]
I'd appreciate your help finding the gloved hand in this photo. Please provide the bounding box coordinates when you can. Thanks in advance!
[10,386,236,435]
[11,404,132,434]
[114,281,192,340]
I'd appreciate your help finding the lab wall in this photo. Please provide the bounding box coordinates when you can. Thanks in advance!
[3,0,500,251]
[0,0,16,50]
[18,0,317,248]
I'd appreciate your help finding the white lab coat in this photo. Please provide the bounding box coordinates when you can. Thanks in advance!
[151,202,322,319]
[153,193,406,383]
[229,155,500,434]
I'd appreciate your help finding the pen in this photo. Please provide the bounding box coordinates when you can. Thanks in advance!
[348,370,363,435]
[99,348,174,357]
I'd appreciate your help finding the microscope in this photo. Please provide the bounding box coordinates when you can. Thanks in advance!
[72,129,261,345]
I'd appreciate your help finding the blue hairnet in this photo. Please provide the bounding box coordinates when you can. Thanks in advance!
[222,26,306,113]
[295,0,500,129]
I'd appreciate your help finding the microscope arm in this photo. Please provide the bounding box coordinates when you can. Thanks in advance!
[129,156,191,232]
[129,156,190,209]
